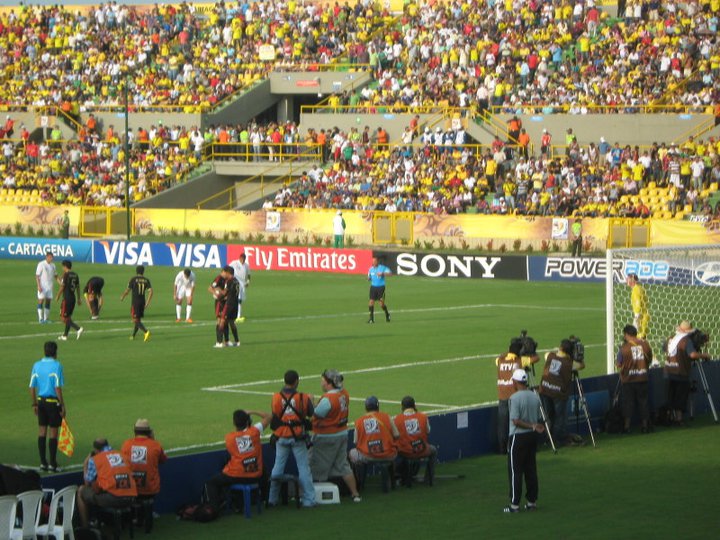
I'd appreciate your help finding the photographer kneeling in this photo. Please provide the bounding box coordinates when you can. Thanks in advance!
[539,339,585,447]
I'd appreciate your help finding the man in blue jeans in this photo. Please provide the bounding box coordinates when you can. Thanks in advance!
[268,370,316,508]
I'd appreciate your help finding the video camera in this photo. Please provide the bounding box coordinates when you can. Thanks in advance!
[569,335,585,362]
[511,330,538,357]
[689,329,709,352]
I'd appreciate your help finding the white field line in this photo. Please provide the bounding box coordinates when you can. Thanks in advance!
[203,343,604,392]
[0,301,603,331]
[204,387,455,410]
[0,321,216,340]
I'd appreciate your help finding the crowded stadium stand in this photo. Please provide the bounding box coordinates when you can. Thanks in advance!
[0,0,719,218]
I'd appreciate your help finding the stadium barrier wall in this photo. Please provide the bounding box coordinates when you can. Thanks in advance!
[5,204,720,247]
[39,365,720,514]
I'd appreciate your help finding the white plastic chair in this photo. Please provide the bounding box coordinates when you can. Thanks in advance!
[0,495,19,540]
[11,490,44,540]
[35,485,77,540]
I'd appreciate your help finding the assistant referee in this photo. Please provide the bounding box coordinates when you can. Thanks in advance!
[29,341,67,472]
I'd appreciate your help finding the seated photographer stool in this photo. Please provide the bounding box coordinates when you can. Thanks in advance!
[355,461,395,493]
[312,483,340,505]
[227,483,262,519]
[131,496,155,533]
[98,505,135,540]
[269,474,300,508]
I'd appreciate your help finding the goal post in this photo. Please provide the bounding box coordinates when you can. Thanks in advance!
[606,245,720,374]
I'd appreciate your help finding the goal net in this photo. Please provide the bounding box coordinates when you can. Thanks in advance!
[606,245,720,374]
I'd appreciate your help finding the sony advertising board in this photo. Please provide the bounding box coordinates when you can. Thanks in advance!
[377,251,528,280]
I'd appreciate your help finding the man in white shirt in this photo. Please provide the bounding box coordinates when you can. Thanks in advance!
[229,253,251,322]
[333,210,346,248]
[173,268,196,322]
[36,251,57,323]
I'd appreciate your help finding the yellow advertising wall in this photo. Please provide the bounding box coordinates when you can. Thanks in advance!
[650,220,720,246]
[8,203,719,248]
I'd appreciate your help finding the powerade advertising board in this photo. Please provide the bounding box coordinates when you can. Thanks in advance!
[0,237,93,262]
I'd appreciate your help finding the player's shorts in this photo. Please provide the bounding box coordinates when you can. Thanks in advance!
[223,303,239,321]
[37,398,62,428]
[37,286,53,300]
[60,298,76,318]
[369,286,386,301]
[238,283,246,303]
[175,286,193,300]
[86,279,104,296]
[131,300,145,319]
[215,300,225,318]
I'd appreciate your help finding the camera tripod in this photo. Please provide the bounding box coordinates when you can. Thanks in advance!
[527,368,557,454]
[572,371,597,448]
[695,361,718,423]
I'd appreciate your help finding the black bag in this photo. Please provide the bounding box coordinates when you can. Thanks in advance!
[177,503,219,523]
[0,464,42,495]
[603,380,624,433]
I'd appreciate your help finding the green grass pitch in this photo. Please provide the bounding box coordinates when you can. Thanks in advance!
[2,260,607,467]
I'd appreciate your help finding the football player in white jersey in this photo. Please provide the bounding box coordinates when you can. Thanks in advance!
[229,253,251,322]
[35,251,58,323]
[173,268,196,322]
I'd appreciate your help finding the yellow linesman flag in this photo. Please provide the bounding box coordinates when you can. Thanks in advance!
[58,419,75,457]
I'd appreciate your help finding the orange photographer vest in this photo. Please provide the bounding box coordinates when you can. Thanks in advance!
[354,411,396,459]
[618,337,652,384]
[223,426,263,478]
[271,391,312,439]
[92,450,138,498]
[497,353,521,400]
[539,352,573,400]
[312,389,350,434]
[120,437,167,495]
[394,410,430,457]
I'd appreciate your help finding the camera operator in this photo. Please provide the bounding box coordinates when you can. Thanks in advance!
[664,321,710,426]
[496,338,539,454]
[539,339,585,446]
[616,325,652,433]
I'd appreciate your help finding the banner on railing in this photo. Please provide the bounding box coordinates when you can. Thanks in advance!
[0,237,93,262]
[227,244,372,274]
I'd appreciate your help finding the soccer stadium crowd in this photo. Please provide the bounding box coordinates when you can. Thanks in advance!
[346,0,720,113]
[0,0,389,112]
[271,126,720,218]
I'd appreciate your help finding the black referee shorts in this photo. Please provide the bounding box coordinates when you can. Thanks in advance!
[369,286,386,301]
[37,399,62,428]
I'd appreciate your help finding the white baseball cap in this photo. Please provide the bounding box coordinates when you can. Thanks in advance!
[511,369,528,384]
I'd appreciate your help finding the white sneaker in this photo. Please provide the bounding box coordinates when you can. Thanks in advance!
[57,335,68,341]
[77,327,84,340]
[213,342,225,348]
[91,315,99,320]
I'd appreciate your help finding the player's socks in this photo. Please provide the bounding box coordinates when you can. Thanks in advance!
[48,438,58,467]
[383,305,390,321]
[38,436,47,466]
[229,322,239,343]
[176,305,182,320]
[224,326,230,342]
[368,305,374,322]
[132,325,139,338]
[92,299,99,316]
[64,322,71,336]
[186,305,192,320]
[37,305,44,322]
[70,321,79,331]
[216,326,224,343]
[137,322,147,333]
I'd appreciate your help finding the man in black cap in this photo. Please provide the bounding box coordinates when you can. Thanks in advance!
[505,369,544,513]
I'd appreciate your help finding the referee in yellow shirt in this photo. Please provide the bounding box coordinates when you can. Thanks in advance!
[626,273,649,338]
